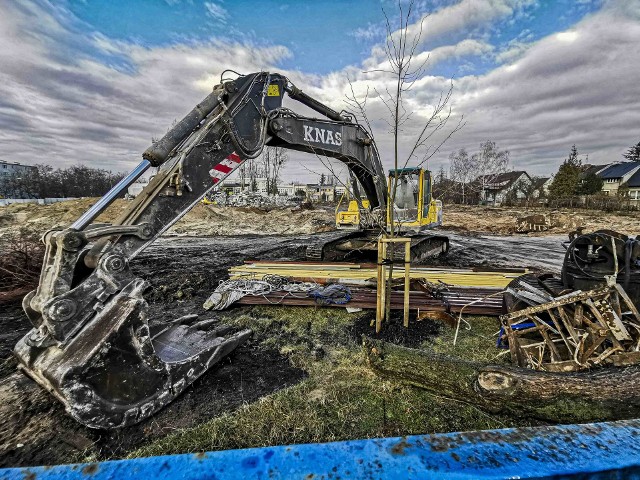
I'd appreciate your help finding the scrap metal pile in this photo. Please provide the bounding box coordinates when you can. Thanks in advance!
[501,282,640,371]
[500,230,640,371]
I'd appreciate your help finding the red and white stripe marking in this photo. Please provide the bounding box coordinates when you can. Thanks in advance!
[209,152,243,184]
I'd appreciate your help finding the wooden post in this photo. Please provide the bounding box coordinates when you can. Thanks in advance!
[376,237,384,333]
[379,241,387,333]
[404,241,411,328]
[376,237,411,332]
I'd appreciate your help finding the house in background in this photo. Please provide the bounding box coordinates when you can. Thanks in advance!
[476,171,532,205]
[531,176,552,198]
[305,184,335,202]
[596,162,640,195]
[626,169,640,202]
[277,182,307,196]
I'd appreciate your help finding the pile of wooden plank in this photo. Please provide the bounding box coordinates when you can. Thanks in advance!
[234,285,505,315]
[224,261,524,316]
[229,261,524,288]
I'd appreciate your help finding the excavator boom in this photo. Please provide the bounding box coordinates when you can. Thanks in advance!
[14,71,395,428]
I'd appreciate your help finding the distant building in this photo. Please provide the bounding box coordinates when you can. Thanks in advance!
[526,176,552,199]
[305,184,336,202]
[0,160,36,178]
[476,171,532,205]
[0,160,37,198]
[277,183,307,196]
[219,178,309,196]
[334,184,347,197]
[596,162,640,195]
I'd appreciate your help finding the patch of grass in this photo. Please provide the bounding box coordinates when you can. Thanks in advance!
[129,308,529,459]
[426,315,510,364]
[219,305,363,360]
[131,350,524,458]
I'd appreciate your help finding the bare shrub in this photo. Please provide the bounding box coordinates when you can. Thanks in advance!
[0,228,44,297]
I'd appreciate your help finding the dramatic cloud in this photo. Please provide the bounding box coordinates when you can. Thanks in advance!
[0,0,639,182]
[317,0,640,176]
[203,2,228,22]
[0,2,291,173]
[440,1,640,173]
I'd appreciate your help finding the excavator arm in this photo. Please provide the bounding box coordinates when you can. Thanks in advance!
[15,71,389,428]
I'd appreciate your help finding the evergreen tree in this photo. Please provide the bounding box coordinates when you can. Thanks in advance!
[623,142,640,162]
[549,145,582,199]
[576,171,604,195]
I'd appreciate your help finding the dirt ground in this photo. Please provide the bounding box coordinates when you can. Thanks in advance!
[0,199,636,468]
[0,230,566,467]
[2,198,636,239]
[443,204,640,236]
[0,198,334,238]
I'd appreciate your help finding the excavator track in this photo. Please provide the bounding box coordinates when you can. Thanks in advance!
[306,231,449,263]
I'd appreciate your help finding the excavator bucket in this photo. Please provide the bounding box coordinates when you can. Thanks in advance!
[15,278,251,429]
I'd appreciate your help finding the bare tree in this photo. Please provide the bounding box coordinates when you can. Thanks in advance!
[345,0,464,321]
[448,148,476,204]
[258,146,288,195]
[470,141,509,203]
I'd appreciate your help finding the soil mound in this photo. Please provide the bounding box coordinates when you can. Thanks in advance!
[0,199,335,238]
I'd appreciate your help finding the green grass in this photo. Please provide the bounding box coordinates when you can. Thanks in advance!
[131,350,523,458]
[130,306,531,458]
[427,315,511,364]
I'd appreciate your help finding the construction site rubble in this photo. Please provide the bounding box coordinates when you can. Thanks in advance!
[500,282,640,371]
[205,191,301,208]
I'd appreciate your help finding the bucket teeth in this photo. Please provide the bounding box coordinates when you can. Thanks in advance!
[14,279,252,429]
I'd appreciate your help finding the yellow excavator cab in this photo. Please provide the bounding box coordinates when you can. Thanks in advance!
[335,168,442,232]
[387,167,442,231]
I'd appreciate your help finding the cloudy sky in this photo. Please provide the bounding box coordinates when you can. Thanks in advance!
[1,0,639,181]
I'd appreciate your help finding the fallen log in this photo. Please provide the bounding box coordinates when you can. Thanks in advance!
[363,337,640,423]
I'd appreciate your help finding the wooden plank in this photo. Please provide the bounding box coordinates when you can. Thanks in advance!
[500,288,610,322]
[526,314,561,362]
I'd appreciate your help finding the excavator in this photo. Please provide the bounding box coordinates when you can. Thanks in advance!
[311,167,448,262]
[14,71,448,429]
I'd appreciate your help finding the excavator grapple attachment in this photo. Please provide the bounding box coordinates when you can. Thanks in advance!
[15,278,251,429]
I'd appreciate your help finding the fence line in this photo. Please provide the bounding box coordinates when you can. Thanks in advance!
[0,197,80,207]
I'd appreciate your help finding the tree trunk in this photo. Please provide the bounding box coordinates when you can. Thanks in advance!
[363,337,640,423]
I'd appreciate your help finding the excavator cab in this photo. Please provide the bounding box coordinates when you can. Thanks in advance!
[335,167,442,232]
[387,168,443,231]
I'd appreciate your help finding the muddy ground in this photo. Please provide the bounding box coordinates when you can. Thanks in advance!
[0,229,567,468]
